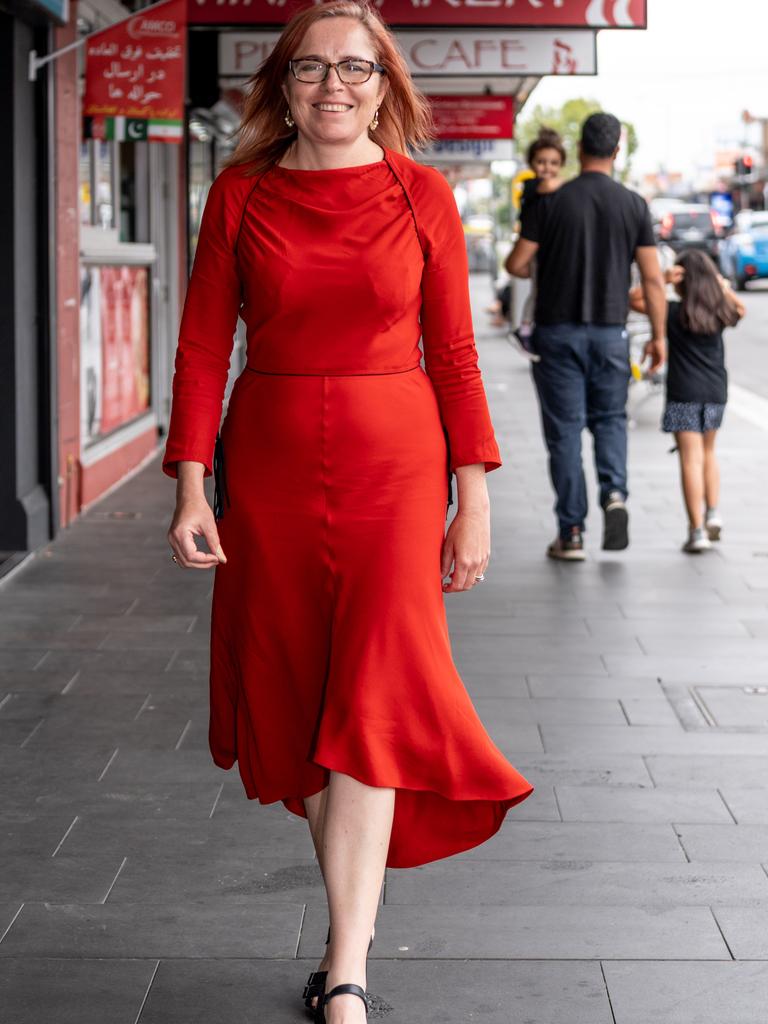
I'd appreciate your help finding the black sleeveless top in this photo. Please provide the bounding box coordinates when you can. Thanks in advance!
[666,301,727,405]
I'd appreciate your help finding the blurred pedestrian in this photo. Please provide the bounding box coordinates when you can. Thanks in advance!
[630,250,744,553]
[506,112,666,561]
[509,126,566,362]
[163,3,532,1022]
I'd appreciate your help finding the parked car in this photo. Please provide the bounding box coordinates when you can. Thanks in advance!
[655,204,721,259]
[719,211,768,289]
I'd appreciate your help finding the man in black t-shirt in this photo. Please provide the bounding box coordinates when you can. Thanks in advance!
[506,112,666,560]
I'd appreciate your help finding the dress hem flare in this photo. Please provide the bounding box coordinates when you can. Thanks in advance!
[211,750,534,870]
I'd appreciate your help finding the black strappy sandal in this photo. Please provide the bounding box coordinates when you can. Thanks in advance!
[302,928,331,1015]
[314,983,368,1024]
[303,929,374,1015]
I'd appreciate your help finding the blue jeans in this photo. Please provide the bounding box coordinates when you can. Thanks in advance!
[532,323,631,538]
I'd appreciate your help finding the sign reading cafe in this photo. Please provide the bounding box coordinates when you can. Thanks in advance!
[219,29,596,77]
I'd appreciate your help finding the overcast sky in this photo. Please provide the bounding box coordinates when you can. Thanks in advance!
[524,0,768,178]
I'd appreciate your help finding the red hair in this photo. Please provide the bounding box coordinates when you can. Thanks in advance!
[224,0,433,174]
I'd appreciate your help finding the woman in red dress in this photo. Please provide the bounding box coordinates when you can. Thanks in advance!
[165,3,532,1020]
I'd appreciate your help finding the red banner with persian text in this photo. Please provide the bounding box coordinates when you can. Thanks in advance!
[188,0,646,28]
[83,0,186,141]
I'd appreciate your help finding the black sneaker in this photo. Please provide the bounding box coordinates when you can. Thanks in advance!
[602,491,629,550]
[547,527,586,561]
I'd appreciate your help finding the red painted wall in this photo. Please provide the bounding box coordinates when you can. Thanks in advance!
[54,21,81,528]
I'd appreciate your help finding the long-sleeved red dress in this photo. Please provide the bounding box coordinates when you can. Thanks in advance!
[163,147,532,868]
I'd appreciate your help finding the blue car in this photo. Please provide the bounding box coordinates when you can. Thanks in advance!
[719,211,768,290]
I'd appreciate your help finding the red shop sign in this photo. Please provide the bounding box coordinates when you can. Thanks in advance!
[83,0,186,123]
[188,0,647,29]
[429,95,514,139]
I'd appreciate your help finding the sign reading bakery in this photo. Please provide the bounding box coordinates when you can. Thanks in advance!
[220,29,595,76]
[190,0,646,29]
[429,96,514,140]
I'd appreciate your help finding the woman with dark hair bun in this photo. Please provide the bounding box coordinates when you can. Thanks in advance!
[163,2,533,1020]
[631,248,745,554]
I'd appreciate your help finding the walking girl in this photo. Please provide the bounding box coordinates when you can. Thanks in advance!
[163,3,532,1021]
[631,249,744,553]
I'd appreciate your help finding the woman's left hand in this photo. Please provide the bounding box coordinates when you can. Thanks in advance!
[441,508,490,593]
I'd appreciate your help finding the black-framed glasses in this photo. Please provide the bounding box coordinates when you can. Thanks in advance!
[288,58,386,85]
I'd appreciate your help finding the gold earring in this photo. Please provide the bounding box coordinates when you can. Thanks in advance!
[369,108,379,131]
[284,109,295,128]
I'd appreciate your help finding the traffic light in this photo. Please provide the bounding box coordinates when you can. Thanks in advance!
[735,154,755,176]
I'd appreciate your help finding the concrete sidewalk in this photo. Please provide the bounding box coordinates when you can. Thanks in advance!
[2,276,768,1023]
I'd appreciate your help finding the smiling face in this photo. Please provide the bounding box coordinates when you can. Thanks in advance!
[531,147,563,180]
[281,17,389,149]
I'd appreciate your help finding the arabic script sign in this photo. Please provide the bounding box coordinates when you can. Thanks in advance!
[189,0,646,28]
[83,0,186,135]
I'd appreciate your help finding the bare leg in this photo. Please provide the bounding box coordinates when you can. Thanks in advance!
[304,787,331,1003]
[322,770,395,1023]
[304,782,381,1013]
[702,429,720,511]
[675,431,705,528]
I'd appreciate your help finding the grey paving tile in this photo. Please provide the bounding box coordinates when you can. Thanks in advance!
[713,906,768,959]
[298,903,728,959]
[458,673,531,698]
[542,725,768,756]
[621,697,681,726]
[0,747,114,790]
[0,901,304,958]
[719,789,768,824]
[0,668,78,694]
[604,961,768,1024]
[475,720,544,753]
[446,614,591,637]
[638,636,768,657]
[0,958,157,1024]
[0,650,47,671]
[603,654,768,684]
[694,685,768,728]
[456,822,685,863]
[72,614,197,633]
[140,957,613,1024]
[99,630,210,651]
[385,859,768,906]
[587,617,751,637]
[0,850,127,903]
[475,696,627,726]
[0,902,22,940]
[556,786,733,824]
[66,669,209,697]
[37,649,174,675]
[108,853,323,903]
[676,825,768,863]
[0,628,109,650]
[503,785,560,822]
[64,806,315,862]
[527,674,663,699]
[515,754,653,788]
[97,748,228,787]
[646,755,768,789]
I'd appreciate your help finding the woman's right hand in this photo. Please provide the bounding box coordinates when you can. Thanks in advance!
[168,462,227,569]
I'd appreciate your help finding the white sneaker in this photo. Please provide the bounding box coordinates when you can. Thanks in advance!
[683,527,712,554]
[705,511,722,542]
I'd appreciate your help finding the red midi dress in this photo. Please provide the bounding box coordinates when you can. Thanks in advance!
[163,147,532,868]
